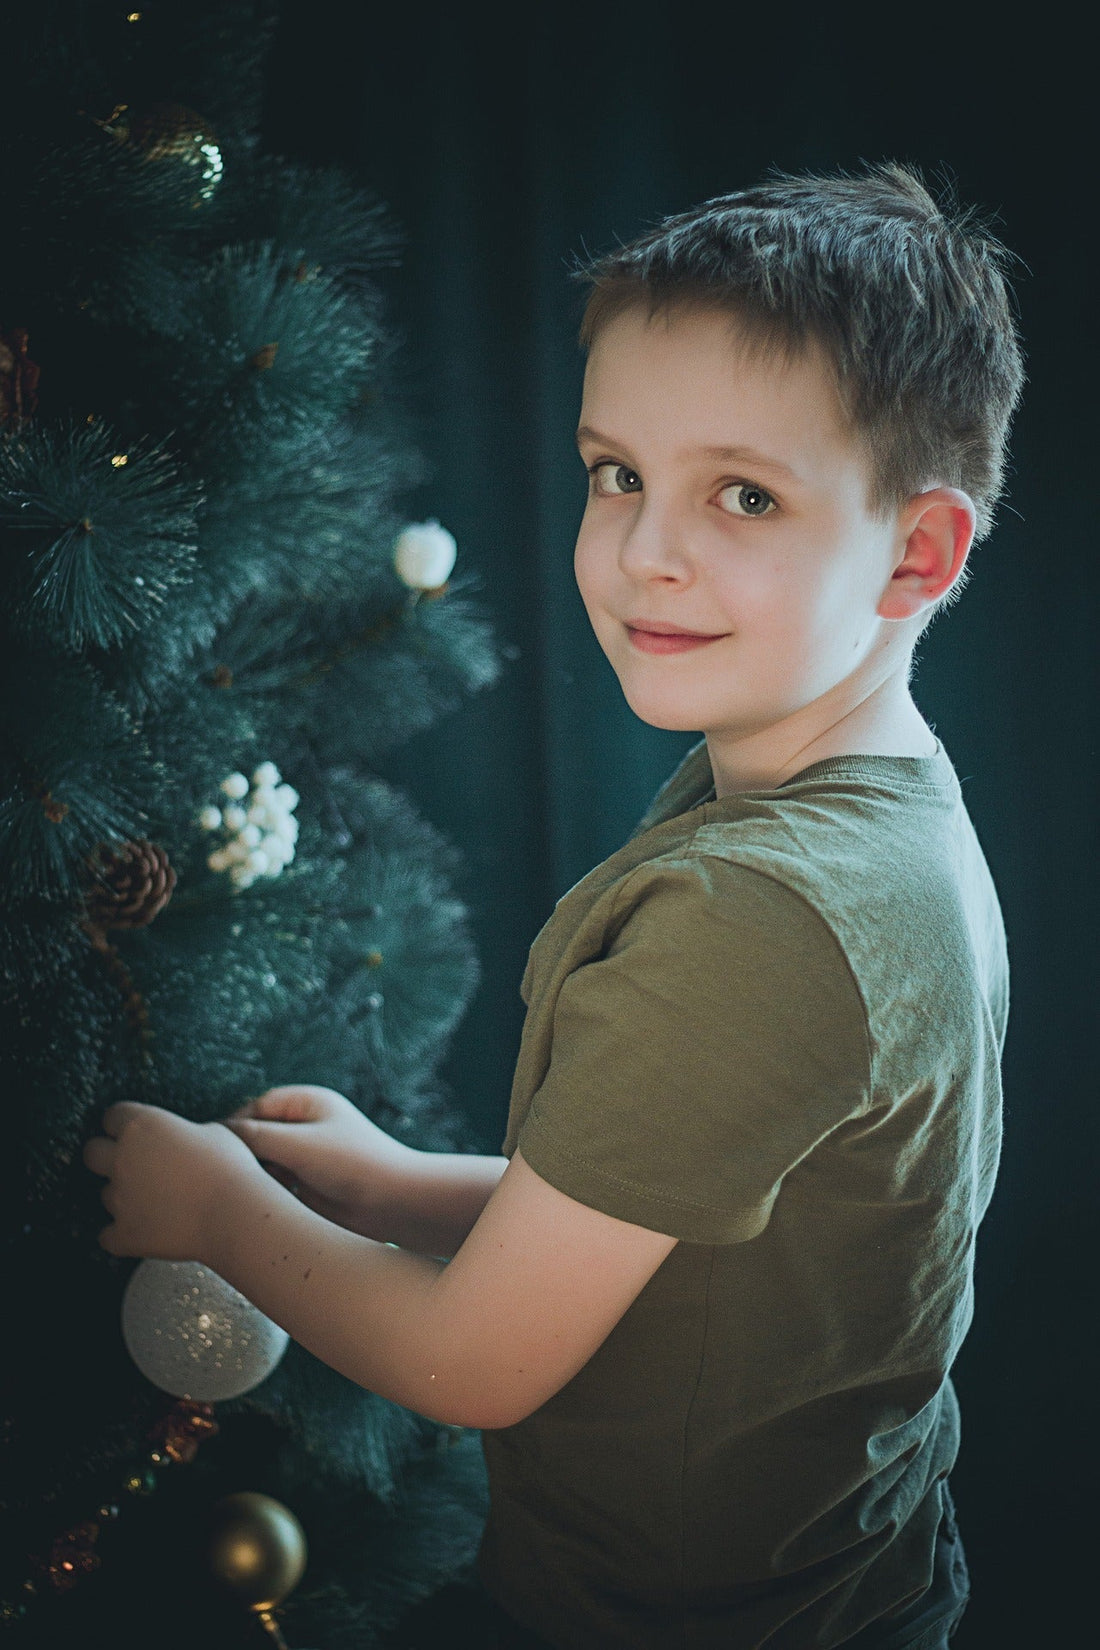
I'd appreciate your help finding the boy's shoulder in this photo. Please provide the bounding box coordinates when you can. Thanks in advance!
[624,735,1009,1068]
[544,734,1001,1021]
[607,733,1006,1047]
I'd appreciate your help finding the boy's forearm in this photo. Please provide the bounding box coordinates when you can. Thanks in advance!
[379,1149,509,1258]
[206,1168,487,1426]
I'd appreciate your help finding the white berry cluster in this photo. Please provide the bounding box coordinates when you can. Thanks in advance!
[393,518,458,591]
[198,762,299,891]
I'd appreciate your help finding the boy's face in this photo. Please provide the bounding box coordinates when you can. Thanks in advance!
[573,304,918,767]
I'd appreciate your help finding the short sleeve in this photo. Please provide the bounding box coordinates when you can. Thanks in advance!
[514,856,872,1243]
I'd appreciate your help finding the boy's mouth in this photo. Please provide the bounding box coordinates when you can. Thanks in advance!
[624,619,727,655]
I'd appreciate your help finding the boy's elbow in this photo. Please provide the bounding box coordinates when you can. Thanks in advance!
[406,1364,547,1431]
[465,1395,542,1431]
[461,1361,562,1429]
[402,1399,520,1430]
[424,1388,541,1432]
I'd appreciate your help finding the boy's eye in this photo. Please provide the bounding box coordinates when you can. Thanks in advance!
[588,463,775,518]
[589,462,641,495]
[719,483,776,517]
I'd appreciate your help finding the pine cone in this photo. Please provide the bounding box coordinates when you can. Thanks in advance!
[81,839,177,933]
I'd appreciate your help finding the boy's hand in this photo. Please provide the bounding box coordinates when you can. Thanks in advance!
[223,1085,415,1240]
[82,1102,265,1263]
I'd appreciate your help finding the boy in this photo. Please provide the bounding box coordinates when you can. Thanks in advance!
[84,161,1022,1649]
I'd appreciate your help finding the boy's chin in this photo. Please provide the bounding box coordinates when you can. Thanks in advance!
[619,689,707,734]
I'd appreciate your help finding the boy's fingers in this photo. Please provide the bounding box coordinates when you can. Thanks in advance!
[225,1117,306,1163]
[227,1090,315,1123]
[223,1115,269,1142]
[101,1101,144,1137]
[83,1136,115,1176]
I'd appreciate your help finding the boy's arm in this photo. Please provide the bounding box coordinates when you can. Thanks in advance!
[84,1104,676,1428]
[206,1145,676,1430]
[379,1149,509,1257]
[221,1086,508,1259]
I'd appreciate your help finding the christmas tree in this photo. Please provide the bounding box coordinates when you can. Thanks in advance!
[1,3,501,1644]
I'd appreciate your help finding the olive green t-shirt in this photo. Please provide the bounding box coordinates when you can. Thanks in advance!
[477,737,1007,1650]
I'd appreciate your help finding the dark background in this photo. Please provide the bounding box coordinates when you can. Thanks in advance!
[262,7,1096,1644]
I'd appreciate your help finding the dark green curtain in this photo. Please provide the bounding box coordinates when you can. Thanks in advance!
[262,8,1095,1644]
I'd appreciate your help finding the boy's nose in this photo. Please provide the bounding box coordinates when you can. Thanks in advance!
[617,509,694,583]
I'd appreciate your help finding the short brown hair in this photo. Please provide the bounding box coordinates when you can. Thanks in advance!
[568,162,1025,613]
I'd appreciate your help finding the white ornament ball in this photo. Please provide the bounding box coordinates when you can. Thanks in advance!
[121,1258,289,1401]
[198,805,223,832]
[222,804,248,832]
[221,772,250,801]
[253,762,281,788]
[393,518,457,590]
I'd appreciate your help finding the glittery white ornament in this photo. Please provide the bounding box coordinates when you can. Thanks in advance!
[121,1258,289,1401]
[393,518,457,590]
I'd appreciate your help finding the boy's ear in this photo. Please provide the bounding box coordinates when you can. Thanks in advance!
[877,487,977,622]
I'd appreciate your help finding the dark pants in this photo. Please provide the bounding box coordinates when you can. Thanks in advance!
[384,1481,970,1650]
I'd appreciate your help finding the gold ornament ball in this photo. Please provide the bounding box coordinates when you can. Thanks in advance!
[205,1492,307,1612]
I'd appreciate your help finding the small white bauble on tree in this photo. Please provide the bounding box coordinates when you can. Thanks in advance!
[393,517,457,594]
[121,1258,289,1401]
[197,761,300,891]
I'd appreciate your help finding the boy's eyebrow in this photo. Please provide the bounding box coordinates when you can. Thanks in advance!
[574,426,800,482]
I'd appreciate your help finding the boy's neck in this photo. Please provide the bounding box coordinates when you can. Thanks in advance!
[706,684,937,798]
